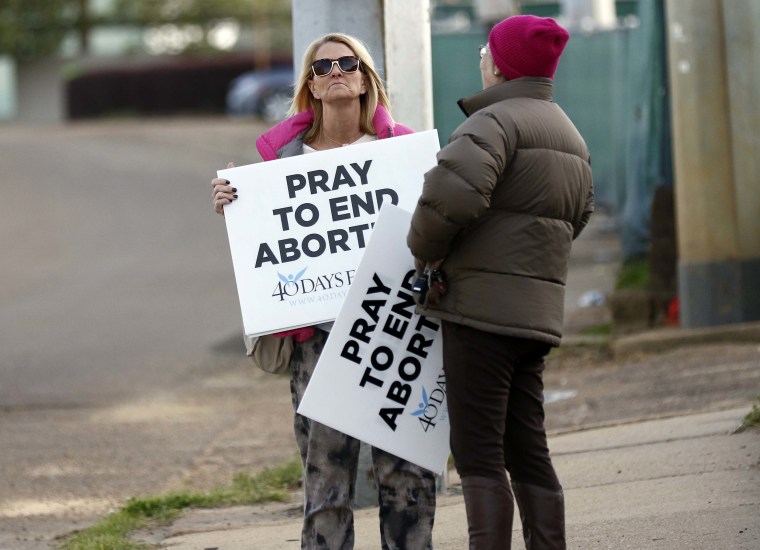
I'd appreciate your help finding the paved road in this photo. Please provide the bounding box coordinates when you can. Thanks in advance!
[0,118,267,407]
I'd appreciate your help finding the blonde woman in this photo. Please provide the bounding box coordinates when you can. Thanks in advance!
[211,33,436,550]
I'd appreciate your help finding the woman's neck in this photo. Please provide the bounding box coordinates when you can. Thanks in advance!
[313,101,364,149]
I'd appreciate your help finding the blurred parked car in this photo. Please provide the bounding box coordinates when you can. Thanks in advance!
[226,66,294,122]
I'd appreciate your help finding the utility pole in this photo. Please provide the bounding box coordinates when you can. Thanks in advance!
[383,0,434,131]
[665,0,760,327]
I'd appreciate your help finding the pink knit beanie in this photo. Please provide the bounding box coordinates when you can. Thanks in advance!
[488,15,570,80]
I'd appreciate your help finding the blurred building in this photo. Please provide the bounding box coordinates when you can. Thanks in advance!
[1,0,292,123]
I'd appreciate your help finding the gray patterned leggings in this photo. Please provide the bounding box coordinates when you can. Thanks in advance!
[289,330,436,550]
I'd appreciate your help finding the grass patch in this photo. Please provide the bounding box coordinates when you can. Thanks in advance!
[61,458,302,550]
[580,323,613,336]
[616,257,650,290]
[742,395,760,429]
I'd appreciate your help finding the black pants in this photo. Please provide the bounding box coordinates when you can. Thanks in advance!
[442,321,561,491]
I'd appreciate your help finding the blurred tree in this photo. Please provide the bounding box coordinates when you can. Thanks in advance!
[0,0,292,59]
[0,0,78,59]
[112,0,292,56]
[112,0,289,25]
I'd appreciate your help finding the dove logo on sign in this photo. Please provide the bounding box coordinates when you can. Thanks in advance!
[271,266,356,302]
[277,266,308,289]
[410,373,448,432]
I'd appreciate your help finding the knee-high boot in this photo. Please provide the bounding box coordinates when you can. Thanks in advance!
[460,475,514,550]
[511,481,566,550]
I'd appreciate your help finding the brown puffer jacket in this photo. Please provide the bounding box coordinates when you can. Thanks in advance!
[407,77,594,346]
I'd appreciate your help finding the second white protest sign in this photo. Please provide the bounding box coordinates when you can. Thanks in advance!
[297,205,450,474]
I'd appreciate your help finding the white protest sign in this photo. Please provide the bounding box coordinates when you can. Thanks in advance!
[219,130,440,337]
[297,205,449,474]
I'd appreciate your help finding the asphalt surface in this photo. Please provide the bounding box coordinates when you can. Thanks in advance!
[0,118,758,550]
[0,118,263,408]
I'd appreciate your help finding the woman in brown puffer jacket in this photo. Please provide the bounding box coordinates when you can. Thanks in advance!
[408,15,593,550]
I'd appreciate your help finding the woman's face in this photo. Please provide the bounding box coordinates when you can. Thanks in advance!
[308,41,367,105]
[480,44,504,89]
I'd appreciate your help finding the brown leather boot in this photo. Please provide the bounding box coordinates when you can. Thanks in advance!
[460,475,514,549]
[511,480,566,549]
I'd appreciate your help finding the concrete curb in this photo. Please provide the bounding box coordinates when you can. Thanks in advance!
[561,320,760,359]
[611,320,760,357]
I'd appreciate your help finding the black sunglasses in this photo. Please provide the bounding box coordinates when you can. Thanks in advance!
[311,56,361,77]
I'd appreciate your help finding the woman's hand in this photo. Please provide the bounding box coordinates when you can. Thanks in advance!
[211,162,237,215]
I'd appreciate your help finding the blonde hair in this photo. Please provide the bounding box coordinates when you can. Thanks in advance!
[288,33,391,143]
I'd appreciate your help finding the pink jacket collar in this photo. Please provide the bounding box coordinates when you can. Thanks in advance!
[255,104,412,161]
